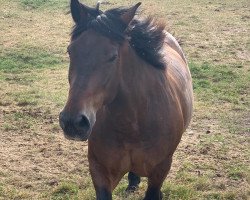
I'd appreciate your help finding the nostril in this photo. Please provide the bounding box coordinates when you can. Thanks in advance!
[75,115,90,132]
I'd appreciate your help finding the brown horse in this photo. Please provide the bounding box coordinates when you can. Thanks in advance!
[59,1,193,199]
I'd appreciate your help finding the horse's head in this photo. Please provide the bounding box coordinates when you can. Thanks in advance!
[59,0,141,141]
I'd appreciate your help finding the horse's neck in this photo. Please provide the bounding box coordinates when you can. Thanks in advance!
[109,43,167,118]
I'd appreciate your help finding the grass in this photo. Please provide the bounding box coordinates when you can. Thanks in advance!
[0,0,249,199]
[19,0,68,10]
[0,46,64,72]
[227,165,248,181]
[51,182,79,200]
[190,62,250,105]
[163,183,198,200]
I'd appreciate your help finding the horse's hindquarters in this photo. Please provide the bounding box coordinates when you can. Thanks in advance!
[164,33,193,129]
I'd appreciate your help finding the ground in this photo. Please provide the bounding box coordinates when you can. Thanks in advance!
[0,0,249,199]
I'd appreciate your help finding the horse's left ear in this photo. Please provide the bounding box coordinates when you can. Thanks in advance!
[70,0,88,24]
[121,2,141,26]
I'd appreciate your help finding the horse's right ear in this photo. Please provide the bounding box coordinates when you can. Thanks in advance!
[70,0,88,24]
[121,2,141,26]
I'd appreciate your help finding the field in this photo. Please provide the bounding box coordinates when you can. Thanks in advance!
[0,0,249,199]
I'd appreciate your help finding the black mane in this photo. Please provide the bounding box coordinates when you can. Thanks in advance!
[71,7,166,70]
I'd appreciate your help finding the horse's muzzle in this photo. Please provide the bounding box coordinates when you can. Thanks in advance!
[59,111,91,141]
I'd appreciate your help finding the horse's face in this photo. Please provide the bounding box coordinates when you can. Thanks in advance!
[59,0,140,141]
[59,30,120,141]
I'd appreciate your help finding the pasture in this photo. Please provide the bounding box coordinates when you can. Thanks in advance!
[0,0,249,199]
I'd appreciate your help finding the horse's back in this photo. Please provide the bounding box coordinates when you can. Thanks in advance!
[163,32,193,130]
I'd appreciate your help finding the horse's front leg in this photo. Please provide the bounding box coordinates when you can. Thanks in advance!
[88,151,125,200]
[144,157,173,200]
[95,188,112,200]
[89,159,119,200]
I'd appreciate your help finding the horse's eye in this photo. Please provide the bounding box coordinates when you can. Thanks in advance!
[107,54,118,63]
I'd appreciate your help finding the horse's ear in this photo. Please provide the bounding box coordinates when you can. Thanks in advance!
[95,2,100,11]
[121,2,141,26]
[70,0,88,24]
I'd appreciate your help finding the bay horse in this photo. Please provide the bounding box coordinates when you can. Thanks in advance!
[59,1,193,199]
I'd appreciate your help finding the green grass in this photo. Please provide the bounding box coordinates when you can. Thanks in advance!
[19,0,68,10]
[12,89,40,106]
[51,182,79,200]
[203,191,249,200]
[190,62,250,105]
[163,183,198,200]
[227,165,248,181]
[0,46,64,73]
[0,185,31,200]
[18,0,101,10]
[3,110,35,131]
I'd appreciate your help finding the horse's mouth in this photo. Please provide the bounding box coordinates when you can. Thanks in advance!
[63,132,89,141]
[61,125,91,141]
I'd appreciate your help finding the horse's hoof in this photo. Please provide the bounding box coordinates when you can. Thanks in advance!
[125,185,138,193]
[143,191,163,200]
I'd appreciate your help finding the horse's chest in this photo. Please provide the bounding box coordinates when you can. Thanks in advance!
[123,141,167,177]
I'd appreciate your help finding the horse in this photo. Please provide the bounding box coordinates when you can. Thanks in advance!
[59,1,193,199]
